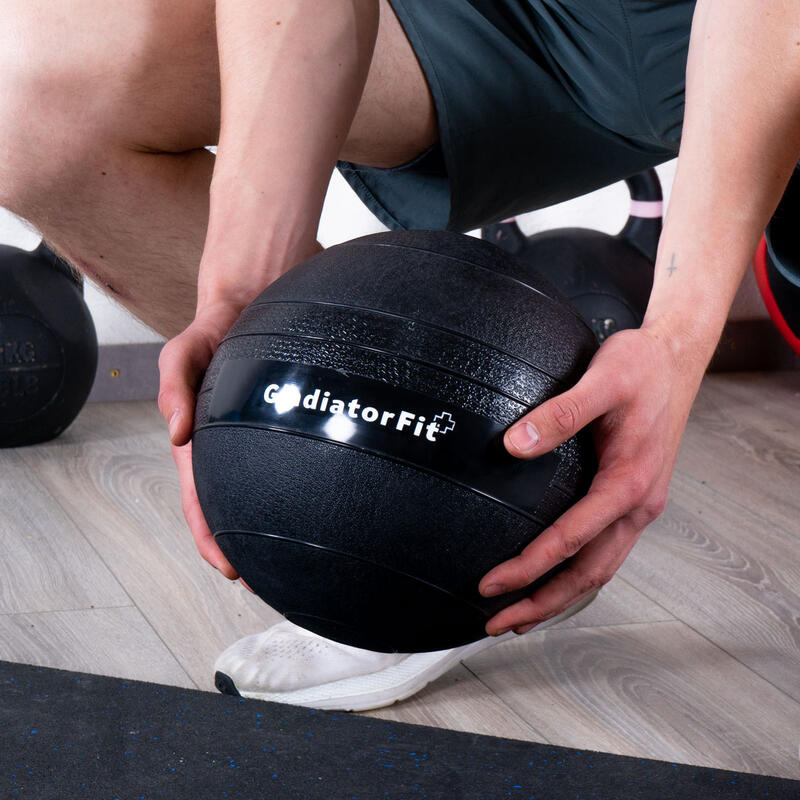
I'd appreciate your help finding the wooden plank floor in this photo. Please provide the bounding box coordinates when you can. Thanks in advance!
[1,371,798,779]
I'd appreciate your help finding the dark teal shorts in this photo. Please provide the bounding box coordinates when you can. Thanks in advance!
[336,0,695,232]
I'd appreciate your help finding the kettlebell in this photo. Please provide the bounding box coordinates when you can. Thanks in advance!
[192,229,598,653]
[482,169,663,342]
[754,161,800,356]
[0,242,98,447]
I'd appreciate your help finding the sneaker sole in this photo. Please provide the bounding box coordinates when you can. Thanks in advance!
[214,589,599,712]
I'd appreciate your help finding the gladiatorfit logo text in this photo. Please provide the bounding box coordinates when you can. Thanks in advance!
[263,382,457,443]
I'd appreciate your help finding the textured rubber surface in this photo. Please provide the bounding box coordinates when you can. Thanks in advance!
[5,657,797,799]
[193,231,598,652]
[193,425,583,652]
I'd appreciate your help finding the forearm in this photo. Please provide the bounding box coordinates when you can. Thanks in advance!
[484,1,800,633]
[199,0,379,308]
[643,0,800,371]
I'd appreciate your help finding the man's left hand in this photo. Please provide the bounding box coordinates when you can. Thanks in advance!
[479,325,704,636]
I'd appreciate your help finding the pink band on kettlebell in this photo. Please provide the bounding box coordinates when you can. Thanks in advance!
[629,200,663,219]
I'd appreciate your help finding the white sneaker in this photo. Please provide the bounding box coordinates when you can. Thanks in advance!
[214,590,599,712]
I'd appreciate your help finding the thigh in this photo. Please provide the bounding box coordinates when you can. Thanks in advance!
[1,0,220,152]
[338,0,688,233]
[1,0,435,161]
[345,0,439,168]
[518,0,694,146]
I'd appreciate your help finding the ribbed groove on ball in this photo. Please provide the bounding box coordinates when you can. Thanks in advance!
[193,330,592,498]
[193,426,573,589]
[191,229,600,652]
[212,326,551,410]
[342,234,586,307]
[198,420,557,525]
[196,333,533,427]
[225,300,561,396]
[216,529,493,614]
[234,296,572,389]
[194,405,589,517]
[250,242,597,381]
[344,241,566,303]
[199,322,554,422]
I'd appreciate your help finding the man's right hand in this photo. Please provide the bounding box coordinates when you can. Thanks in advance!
[158,300,247,580]
[163,0,377,583]
[157,237,323,583]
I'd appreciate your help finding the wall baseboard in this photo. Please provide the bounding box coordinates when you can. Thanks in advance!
[85,324,798,404]
[87,343,163,404]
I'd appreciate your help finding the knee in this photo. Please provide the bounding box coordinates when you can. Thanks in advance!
[0,61,97,215]
[0,49,47,212]
[0,7,155,214]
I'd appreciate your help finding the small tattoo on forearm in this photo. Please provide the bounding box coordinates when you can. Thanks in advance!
[667,253,678,277]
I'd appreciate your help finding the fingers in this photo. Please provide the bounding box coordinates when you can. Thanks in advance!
[484,517,639,636]
[172,442,239,581]
[479,474,626,597]
[483,329,684,637]
[160,306,246,578]
[479,458,666,596]
[158,328,212,447]
[157,305,240,446]
[503,349,624,459]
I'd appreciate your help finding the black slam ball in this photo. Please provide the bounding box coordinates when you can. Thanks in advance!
[0,243,98,448]
[192,230,598,653]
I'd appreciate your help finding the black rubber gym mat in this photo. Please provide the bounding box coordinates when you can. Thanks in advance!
[2,660,797,799]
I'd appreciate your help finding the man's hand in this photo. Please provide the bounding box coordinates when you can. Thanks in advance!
[160,0,378,583]
[479,324,703,636]
[158,301,247,581]
[157,236,322,585]
[479,0,800,637]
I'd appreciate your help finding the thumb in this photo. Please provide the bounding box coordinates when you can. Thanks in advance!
[157,326,216,446]
[503,369,613,458]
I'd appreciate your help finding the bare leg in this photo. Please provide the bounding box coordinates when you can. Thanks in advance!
[0,0,437,338]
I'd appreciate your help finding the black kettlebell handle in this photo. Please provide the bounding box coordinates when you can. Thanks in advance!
[34,241,84,293]
[619,168,663,262]
[482,168,663,263]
